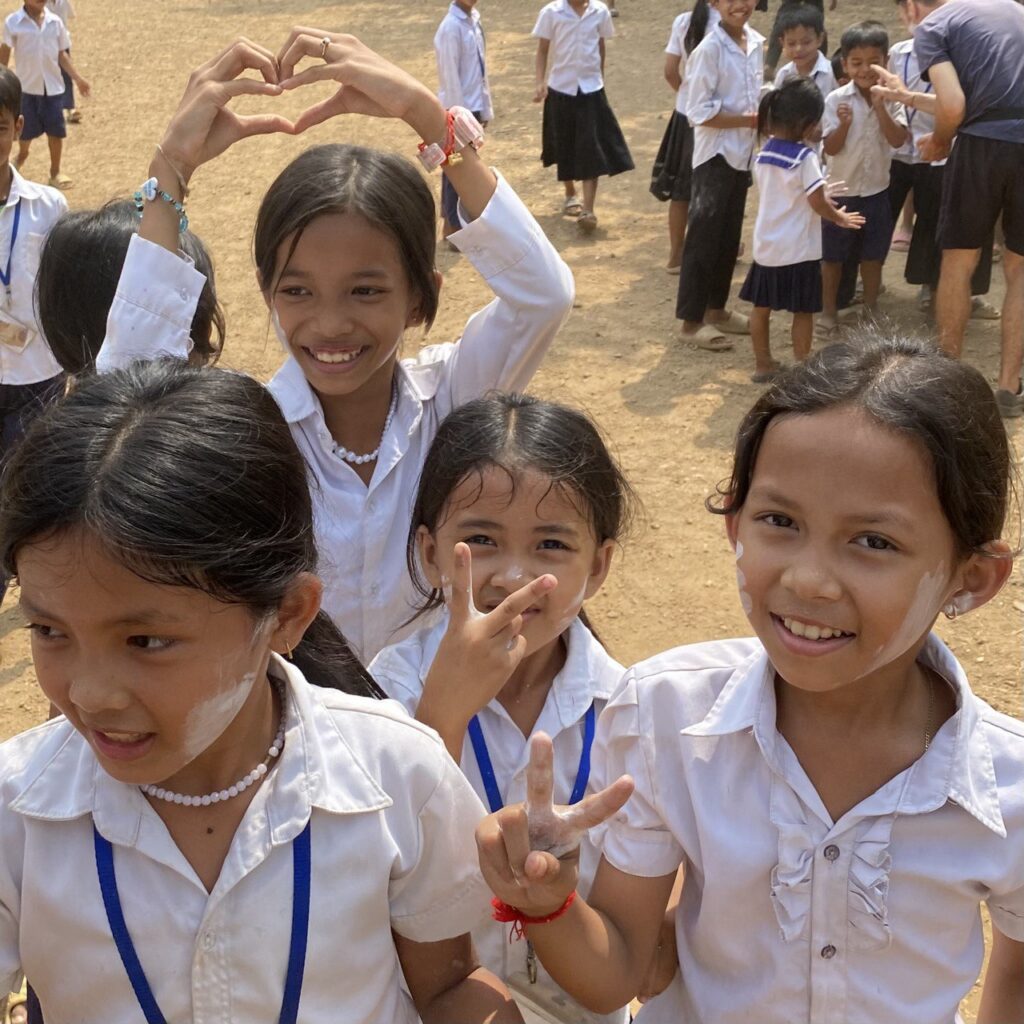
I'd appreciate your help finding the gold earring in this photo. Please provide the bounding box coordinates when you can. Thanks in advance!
[285,642,294,660]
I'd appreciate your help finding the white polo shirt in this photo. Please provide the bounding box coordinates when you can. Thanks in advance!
[97,173,575,665]
[665,8,721,116]
[0,657,492,1021]
[821,81,907,198]
[1,7,69,96]
[435,3,494,122]
[533,0,615,96]
[889,38,940,166]
[371,614,628,1024]
[773,51,838,99]
[751,138,826,266]
[593,635,1024,1024]
[0,166,67,386]
[686,23,764,172]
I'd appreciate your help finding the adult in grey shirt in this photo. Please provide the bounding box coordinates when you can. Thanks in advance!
[908,0,1024,417]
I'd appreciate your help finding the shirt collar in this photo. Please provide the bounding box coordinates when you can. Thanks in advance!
[712,21,765,55]
[555,0,599,18]
[12,6,58,27]
[813,51,833,77]
[5,164,45,207]
[448,2,474,22]
[681,633,1006,835]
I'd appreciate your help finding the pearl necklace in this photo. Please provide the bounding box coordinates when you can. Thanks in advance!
[141,681,286,807]
[332,384,398,465]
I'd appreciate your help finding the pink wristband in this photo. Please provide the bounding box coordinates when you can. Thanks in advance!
[417,107,485,172]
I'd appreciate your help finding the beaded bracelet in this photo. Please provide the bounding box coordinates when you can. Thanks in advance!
[133,176,188,233]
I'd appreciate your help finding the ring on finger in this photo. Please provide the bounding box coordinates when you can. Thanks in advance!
[319,36,331,59]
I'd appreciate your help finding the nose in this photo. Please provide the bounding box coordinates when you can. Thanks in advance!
[489,560,534,594]
[311,298,356,339]
[67,672,133,717]
[780,549,843,604]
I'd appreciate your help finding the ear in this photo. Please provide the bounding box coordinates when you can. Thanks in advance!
[724,509,740,553]
[583,538,616,601]
[268,572,323,656]
[14,114,23,141]
[416,525,444,590]
[944,541,1014,618]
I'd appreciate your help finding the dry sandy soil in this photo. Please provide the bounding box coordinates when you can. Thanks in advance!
[0,0,1020,1017]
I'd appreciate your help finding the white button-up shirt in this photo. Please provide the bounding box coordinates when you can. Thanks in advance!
[98,173,574,665]
[371,614,628,1024]
[2,7,69,96]
[751,139,826,266]
[821,81,907,197]
[592,635,1024,1024]
[0,166,66,385]
[665,8,722,117]
[533,0,615,96]
[686,23,764,172]
[0,657,492,1021]
[773,51,838,98]
[434,3,494,122]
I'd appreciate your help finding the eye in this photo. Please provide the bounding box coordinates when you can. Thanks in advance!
[126,635,177,651]
[854,534,896,552]
[464,534,496,547]
[353,286,385,297]
[538,539,570,551]
[25,623,66,640]
[277,285,310,298]
[757,512,795,530]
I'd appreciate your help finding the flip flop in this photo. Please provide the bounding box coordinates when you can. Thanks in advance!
[577,211,598,234]
[563,196,583,217]
[666,264,681,275]
[891,229,911,252]
[681,324,733,351]
[814,318,839,343]
[712,310,751,335]
[970,297,1001,320]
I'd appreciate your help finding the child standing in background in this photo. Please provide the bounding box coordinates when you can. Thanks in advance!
[533,0,634,234]
[773,5,836,96]
[45,0,75,123]
[650,0,720,273]
[0,0,89,188]
[434,0,493,242]
[819,21,906,337]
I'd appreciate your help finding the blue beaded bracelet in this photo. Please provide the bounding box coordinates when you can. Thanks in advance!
[133,176,188,233]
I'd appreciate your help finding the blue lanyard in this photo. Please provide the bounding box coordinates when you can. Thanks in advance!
[93,819,312,1023]
[903,51,931,128]
[468,702,596,813]
[0,200,21,297]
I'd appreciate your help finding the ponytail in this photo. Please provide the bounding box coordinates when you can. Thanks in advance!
[292,612,386,698]
[684,0,711,55]
[757,87,779,138]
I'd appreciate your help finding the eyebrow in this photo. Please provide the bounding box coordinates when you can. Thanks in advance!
[17,596,186,628]
[276,267,392,281]
[747,488,916,530]
[456,517,581,536]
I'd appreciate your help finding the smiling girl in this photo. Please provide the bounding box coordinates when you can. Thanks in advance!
[474,338,1024,1022]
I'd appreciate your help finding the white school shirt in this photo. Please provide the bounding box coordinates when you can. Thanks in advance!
[773,52,837,99]
[434,3,494,122]
[888,38,942,166]
[591,635,1024,1024]
[1,7,69,96]
[533,0,614,96]
[686,23,764,172]
[821,81,907,198]
[0,656,493,1022]
[0,166,66,385]
[665,8,721,116]
[98,173,575,665]
[751,138,826,266]
[371,615,629,1024]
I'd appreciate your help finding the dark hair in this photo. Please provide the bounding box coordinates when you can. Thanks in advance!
[684,0,712,55]
[776,4,825,39]
[709,335,1015,558]
[840,20,889,57]
[0,360,383,698]
[0,66,21,120]
[830,47,847,84]
[757,77,825,138]
[254,144,439,329]
[36,200,225,376]
[407,393,637,617]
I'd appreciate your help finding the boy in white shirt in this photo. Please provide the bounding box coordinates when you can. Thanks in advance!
[46,0,77,123]
[0,0,90,188]
[819,20,906,332]
[772,5,836,97]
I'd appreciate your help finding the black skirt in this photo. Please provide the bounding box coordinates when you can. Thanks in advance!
[541,87,635,181]
[739,259,823,313]
[650,110,694,203]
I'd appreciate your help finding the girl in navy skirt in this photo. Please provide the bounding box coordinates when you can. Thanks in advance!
[740,80,864,382]
[533,0,634,235]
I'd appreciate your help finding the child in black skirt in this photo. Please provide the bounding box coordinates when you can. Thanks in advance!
[533,0,633,234]
[741,80,864,382]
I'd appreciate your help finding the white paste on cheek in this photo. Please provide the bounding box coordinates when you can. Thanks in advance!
[734,540,754,616]
[181,670,260,761]
[271,310,291,354]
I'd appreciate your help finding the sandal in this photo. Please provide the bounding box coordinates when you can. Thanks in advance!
[66,109,82,124]
[577,211,598,234]
[891,229,911,252]
[681,323,733,351]
[563,196,583,217]
[814,317,839,343]
[711,310,750,335]
[666,264,681,275]
[970,297,1001,320]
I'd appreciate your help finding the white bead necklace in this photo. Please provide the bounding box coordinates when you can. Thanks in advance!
[332,383,398,465]
[140,680,286,808]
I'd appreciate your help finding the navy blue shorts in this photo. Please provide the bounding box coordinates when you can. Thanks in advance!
[821,191,892,264]
[21,92,66,140]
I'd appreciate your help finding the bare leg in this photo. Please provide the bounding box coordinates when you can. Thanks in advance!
[999,249,1024,393]
[47,135,63,178]
[936,248,980,358]
[821,261,843,322]
[900,192,914,234]
[668,200,689,270]
[15,141,30,169]
[563,180,577,199]
[859,261,883,312]
[751,306,774,374]
[581,178,598,215]
[792,312,813,360]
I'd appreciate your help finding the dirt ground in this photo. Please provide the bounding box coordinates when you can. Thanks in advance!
[0,0,1020,1017]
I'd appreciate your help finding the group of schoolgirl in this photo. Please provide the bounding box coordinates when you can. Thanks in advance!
[0,23,1023,1024]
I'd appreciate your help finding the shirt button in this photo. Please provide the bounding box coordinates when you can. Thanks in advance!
[202,931,216,951]
[820,944,837,960]
[366,499,376,514]
[178,287,190,302]
[823,844,840,861]
[369,583,380,598]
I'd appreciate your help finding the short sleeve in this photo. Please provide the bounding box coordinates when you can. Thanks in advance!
[57,20,70,49]
[773,66,787,89]
[532,7,553,40]
[912,15,949,81]
[889,100,908,127]
[666,15,686,56]
[820,89,841,138]
[799,151,825,194]
[988,888,1024,941]
[0,809,22,996]
[590,672,684,879]
[368,639,427,717]
[388,751,491,942]
[2,18,13,47]
[685,36,723,125]
[599,8,615,39]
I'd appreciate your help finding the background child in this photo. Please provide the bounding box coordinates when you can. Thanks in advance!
[0,0,89,188]
[764,0,827,78]
[434,0,493,242]
[772,4,836,96]
[740,80,864,382]
[0,359,523,1022]
[533,0,634,234]
[371,392,635,1024]
[819,21,907,336]
[476,337,1024,1023]
[650,0,720,274]
[45,0,76,123]
[676,0,763,351]
[100,31,575,667]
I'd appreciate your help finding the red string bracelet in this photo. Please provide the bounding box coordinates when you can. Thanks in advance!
[491,892,577,941]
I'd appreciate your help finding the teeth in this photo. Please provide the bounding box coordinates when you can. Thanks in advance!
[102,731,147,743]
[782,617,849,641]
[311,349,361,364]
